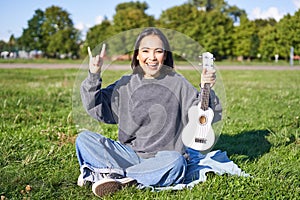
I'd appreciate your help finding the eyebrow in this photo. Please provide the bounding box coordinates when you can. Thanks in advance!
[139,47,164,50]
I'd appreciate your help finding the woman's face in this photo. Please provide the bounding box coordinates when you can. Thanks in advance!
[137,35,165,79]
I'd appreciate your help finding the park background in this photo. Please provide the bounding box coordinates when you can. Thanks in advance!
[0,1,299,199]
[1,0,300,64]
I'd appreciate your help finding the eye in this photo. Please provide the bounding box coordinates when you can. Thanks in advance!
[155,49,164,54]
[142,49,149,53]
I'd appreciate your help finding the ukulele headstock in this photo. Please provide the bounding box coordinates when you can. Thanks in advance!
[200,52,215,71]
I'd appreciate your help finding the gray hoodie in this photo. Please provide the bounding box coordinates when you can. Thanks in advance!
[80,67,222,158]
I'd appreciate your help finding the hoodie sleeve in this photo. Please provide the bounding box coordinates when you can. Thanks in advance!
[209,89,222,123]
[80,71,118,124]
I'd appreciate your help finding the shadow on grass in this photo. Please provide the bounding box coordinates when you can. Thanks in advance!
[214,129,272,160]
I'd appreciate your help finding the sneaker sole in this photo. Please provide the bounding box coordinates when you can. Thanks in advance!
[92,179,122,197]
[119,177,138,188]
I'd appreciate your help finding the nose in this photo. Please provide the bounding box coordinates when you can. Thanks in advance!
[149,50,157,60]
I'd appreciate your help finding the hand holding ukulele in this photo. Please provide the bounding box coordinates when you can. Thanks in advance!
[200,67,216,88]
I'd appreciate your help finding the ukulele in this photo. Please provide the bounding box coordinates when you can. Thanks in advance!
[181,52,215,151]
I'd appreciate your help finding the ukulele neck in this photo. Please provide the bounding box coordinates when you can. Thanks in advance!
[200,83,210,111]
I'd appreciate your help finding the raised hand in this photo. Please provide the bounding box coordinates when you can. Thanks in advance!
[88,43,106,74]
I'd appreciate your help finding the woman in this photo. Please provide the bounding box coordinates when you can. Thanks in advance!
[76,27,220,197]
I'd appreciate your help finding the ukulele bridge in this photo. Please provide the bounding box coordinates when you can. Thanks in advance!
[195,138,207,144]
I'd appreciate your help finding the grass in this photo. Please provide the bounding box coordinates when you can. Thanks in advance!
[0,58,82,64]
[0,67,299,199]
[1,57,300,67]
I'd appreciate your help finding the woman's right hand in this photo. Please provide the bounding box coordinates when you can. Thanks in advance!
[88,44,106,74]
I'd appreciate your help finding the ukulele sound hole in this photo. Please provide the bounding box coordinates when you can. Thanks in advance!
[199,115,207,125]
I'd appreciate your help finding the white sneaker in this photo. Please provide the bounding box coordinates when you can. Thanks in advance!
[118,177,138,187]
[92,173,137,197]
[92,178,122,197]
[77,173,85,187]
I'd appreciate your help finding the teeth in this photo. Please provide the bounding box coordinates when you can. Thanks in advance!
[147,63,158,66]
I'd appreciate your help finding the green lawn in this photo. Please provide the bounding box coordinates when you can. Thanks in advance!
[1,57,300,67]
[0,68,299,199]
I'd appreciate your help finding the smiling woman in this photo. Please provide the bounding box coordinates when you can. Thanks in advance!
[74,27,228,198]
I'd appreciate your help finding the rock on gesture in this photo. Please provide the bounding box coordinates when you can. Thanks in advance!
[88,43,106,74]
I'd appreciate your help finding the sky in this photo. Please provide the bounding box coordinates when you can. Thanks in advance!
[0,0,299,42]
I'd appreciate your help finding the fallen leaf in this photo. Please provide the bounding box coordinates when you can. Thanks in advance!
[25,185,32,192]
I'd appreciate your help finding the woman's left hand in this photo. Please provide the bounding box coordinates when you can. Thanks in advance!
[200,68,216,88]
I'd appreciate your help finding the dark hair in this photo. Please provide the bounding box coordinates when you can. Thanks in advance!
[131,27,174,69]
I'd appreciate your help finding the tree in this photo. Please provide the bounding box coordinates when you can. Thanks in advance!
[0,40,8,52]
[18,6,80,58]
[232,16,259,59]
[82,19,113,57]
[8,35,17,52]
[115,1,148,11]
[83,2,156,60]
[290,10,300,56]
[158,4,203,60]
[258,25,278,60]
[224,5,246,25]
[255,19,278,60]
[47,27,80,58]
[159,4,199,33]
[254,18,277,28]
[188,0,226,11]
[42,6,79,57]
[85,20,112,48]
[191,10,234,59]
[159,3,234,60]
[188,0,246,24]
[113,2,155,32]
[111,2,155,58]
[18,9,44,51]
[276,10,300,59]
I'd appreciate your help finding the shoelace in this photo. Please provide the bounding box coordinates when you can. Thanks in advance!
[96,172,125,180]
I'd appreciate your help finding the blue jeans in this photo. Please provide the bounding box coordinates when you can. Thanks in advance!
[75,131,187,187]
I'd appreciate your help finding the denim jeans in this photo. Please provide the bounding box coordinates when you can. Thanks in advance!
[75,130,187,187]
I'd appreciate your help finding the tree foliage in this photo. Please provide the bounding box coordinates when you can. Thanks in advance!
[158,3,234,59]
[113,1,155,32]
[82,19,113,57]
[18,9,44,51]
[189,0,226,11]
[0,40,9,52]
[18,6,79,58]
[258,24,278,60]
[232,16,259,59]
[109,2,155,58]
[5,2,300,61]
[275,11,300,58]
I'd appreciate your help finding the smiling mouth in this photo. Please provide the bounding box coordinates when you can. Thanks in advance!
[146,63,159,69]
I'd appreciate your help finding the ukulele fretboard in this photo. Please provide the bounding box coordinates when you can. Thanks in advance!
[200,83,210,111]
